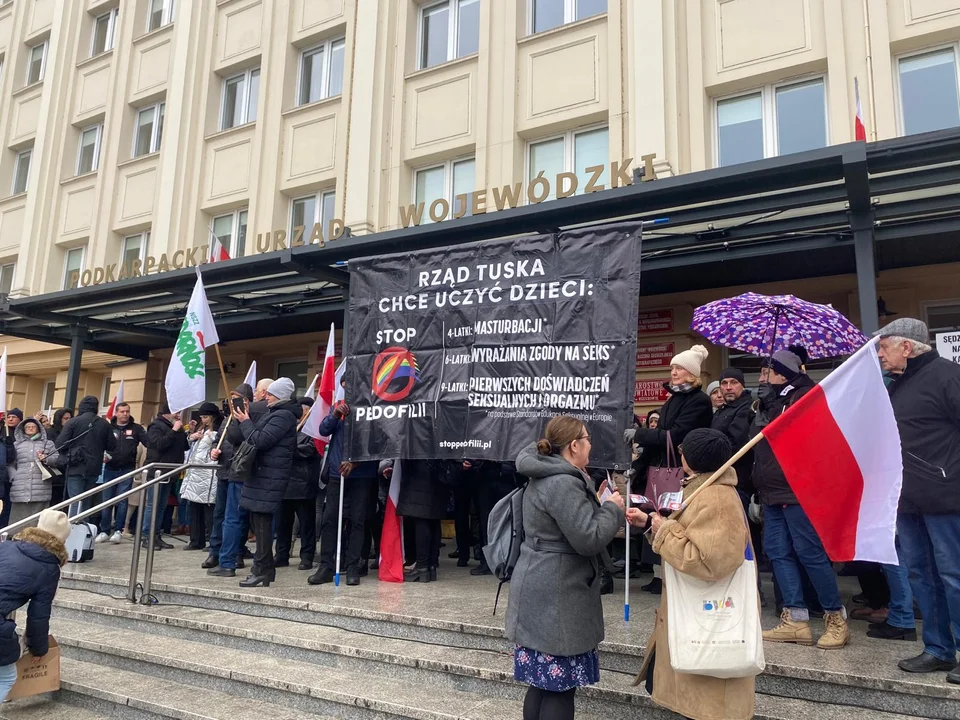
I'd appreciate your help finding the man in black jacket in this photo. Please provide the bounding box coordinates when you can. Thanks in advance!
[141,404,189,550]
[711,368,755,496]
[56,396,117,517]
[754,351,849,650]
[275,397,320,571]
[878,318,960,680]
[97,403,148,544]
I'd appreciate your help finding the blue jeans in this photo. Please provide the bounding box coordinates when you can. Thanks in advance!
[208,477,229,557]
[219,481,249,569]
[0,661,17,702]
[881,534,916,630]
[99,467,134,534]
[141,472,172,538]
[763,504,843,613]
[897,513,960,662]
[66,474,100,518]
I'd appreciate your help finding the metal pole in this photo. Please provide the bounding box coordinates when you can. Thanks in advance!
[64,328,85,412]
[624,485,631,622]
[140,476,161,604]
[334,474,346,586]
[127,474,146,603]
[853,214,880,335]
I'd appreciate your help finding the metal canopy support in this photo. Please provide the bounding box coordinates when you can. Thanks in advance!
[65,327,85,411]
[844,145,881,335]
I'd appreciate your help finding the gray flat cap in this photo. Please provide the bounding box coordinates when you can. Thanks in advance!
[874,317,929,344]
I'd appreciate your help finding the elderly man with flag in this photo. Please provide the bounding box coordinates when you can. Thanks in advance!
[877,318,960,683]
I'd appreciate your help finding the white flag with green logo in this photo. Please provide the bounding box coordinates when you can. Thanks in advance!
[165,270,219,413]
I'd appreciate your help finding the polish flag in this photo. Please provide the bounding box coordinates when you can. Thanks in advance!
[243,361,257,390]
[854,77,867,142]
[303,373,320,400]
[0,347,7,418]
[762,338,902,564]
[334,360,346,403]
[379,459,405,583]
[209,233,230,263]
[300,325,337,457]
[105,379,125,420]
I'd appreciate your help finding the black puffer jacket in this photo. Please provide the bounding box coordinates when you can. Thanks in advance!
[633,385,713,471]
[107,417,149,470]
[397,459,450,520]
[711,390,756,494]
[55,396,117,478]
[888,351,960,515]
[0,527,66,666]
[749,374,816,505]
[285,432,320,501]
[239,399,300,514]
[145,415,190,465]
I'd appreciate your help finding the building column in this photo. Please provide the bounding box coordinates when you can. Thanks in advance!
[853,213,880,334]
[64,328,85,411]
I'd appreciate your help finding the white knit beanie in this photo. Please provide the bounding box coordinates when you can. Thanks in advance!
[38,509,71,544]
[670,344,709,378]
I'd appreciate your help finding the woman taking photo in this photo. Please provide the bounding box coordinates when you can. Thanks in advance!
[506,416,625,720]
[180,402,223,551]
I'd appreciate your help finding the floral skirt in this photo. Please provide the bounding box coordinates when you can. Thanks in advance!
[513,645,601,691]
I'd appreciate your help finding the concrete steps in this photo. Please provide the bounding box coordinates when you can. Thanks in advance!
[56,574,960,719]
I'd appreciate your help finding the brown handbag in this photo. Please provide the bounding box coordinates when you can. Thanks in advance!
[643,430,685,502]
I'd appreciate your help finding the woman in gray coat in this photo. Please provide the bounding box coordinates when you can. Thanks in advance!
[9,419,58,524]
[506,415,625,720]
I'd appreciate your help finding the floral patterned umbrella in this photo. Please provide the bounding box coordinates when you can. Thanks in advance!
[691,292,869,359]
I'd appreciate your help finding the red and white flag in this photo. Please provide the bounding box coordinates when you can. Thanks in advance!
[209,231,230,263]
[379,459,405,583]
[854,77,867,142]
[300,325,337,457]
[304,373,320,400]
[762,338,902,564]
[0,347,7,418]
[105,379,125,420]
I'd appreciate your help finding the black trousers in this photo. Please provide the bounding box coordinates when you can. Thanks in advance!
[360,493,384,562]
[249,511,275,579]
[188,502,213,548]
[319,475,376,572]
[276,498,316,563]
[413,518,441,569]
[453,475,477,557]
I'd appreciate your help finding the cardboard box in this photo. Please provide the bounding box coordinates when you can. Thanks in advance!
[7,637,60,700]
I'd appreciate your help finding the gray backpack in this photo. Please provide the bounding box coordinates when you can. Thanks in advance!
[483,484,526,613]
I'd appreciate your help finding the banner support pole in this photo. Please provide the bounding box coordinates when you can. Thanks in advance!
[334,473,346,586]
[213,344,232,401]
[624,484,631,622]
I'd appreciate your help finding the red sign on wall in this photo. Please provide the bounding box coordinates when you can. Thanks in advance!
[637,309,674,335]
[634,379,670,404]
[636,342,675,369]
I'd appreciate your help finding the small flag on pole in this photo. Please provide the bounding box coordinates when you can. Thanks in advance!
[0,347,7,418]
[300,325,337,457]
[854,77,867,142]
[209,228,231,263]
[165,269,219,413]
[304,373,320,400]
[334,360,346,402]
[243,360,257,389]
[105,379,125,420]
[379,459,405,583]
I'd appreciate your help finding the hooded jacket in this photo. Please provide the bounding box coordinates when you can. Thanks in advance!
[239,399,300,514]
[46,409,71,446]
[0,527,67,665]
[55,396,117,478]
[633,384,713,471]
[10,424,58,504]
[749,374,816,505]
[505,444,624,657]
[710,389,756,495]
[887,350,960,515]
[145,415,190,465]
[107,415,148,470]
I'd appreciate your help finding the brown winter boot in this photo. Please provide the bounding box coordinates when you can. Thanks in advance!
[763,609,814,645]
[818,611,850,649]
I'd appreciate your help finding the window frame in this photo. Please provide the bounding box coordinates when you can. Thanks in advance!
[219,67,260,131]
[91,7,119,56]
[525,124,608,200]
[76,123,103,175]
[412,156,476,218]
[922,298,960,333]
[274,358,309,397]
[296,37,346,107]
[146,0,175,33]
[0,262,15,295]
[62,246,86,291]
[41,380,56,414]
[25,41,47,85]
[289,190,336,241]
[132,101,165,157]
[894,43,960,138]
[120,231,150,268]
[211,208,248,258]
[527,0,606,35]
[712,75,829,168]
[417,0,479,70]
[11,148,31,195]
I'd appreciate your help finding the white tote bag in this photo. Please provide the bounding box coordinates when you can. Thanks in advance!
[664,544,765,679]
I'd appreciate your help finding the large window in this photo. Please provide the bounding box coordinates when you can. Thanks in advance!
[527,126,608,201]
[0,263,14,295]
[63,247,85,290]
[291,191,336,241]
[925,301,960,333]
[220,68,260,130]
[77,124,103,175]
[41,380,56,413]
[276,359,308,397]
[133,102,165,157]
[415,158,475,221]
[529,0,606,34]
[419,0,479,69]
[298,38,345,106]
[147,0,174,32]
[12,149,31,195]
[92,7,119,56]
[25,41,46,85]
[212,209,248,258]
[121,232,148,268]
[716,78,827,167]
[898,47,960,136]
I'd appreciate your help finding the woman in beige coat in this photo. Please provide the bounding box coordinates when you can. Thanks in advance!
[627,428,755,720]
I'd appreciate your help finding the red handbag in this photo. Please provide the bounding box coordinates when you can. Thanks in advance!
[643,430,685,502]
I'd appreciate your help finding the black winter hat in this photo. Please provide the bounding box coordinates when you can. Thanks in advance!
[680,428,732,474]
[7,408,23,421]
[198,402,221,417]
[719,368,745,385]
[298,396,315,408]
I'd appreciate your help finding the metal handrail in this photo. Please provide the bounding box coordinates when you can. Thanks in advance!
[1,460,219,605]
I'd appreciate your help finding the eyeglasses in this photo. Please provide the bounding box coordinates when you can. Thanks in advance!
[577,434,591,442]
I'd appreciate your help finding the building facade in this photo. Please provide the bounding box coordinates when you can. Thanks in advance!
[0,0,959,418]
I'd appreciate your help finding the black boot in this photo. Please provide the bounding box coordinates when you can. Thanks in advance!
[239,574,271,588]
[641,577,662,594]
[599,568,614,595]
[428,567,438,582]
[470,562,491,576]
[405,566,431,583]
[201,555,218,569]
[207,567,235,577]
[346,567,360,586]
[308,567,334,585]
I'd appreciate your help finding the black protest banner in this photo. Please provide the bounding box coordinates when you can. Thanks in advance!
[345,228,641,468]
